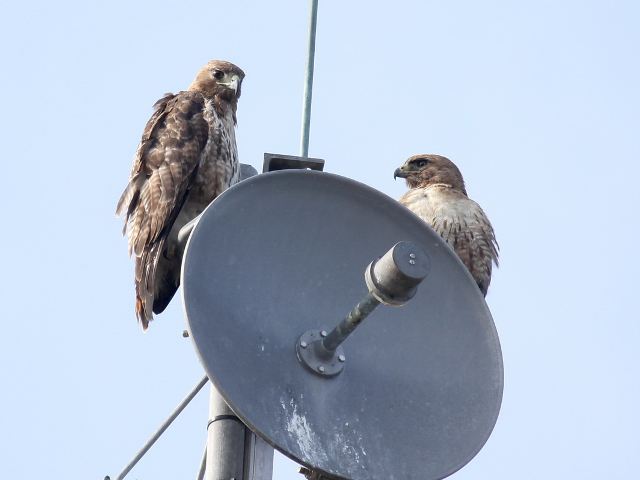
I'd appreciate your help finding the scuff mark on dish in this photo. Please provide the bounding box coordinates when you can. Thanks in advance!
[281,397,329,465]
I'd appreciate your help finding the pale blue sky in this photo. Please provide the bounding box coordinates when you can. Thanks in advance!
[1,1,639,479]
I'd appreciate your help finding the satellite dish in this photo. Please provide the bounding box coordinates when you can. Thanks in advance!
[182,170,503,480]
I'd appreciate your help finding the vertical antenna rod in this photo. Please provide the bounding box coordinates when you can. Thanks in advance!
[300,0,319,157]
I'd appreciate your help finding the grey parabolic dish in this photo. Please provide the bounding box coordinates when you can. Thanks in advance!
[182,170,503,480]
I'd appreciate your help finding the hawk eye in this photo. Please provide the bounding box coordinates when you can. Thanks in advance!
[416,160,428,168]
[213,70,224,80]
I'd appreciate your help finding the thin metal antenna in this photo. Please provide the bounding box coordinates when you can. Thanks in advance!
[109,375,209,480]
[300,0,319,157]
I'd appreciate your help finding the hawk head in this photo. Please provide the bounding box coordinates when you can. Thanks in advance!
[189,60,245,103]
[394,154,467,193]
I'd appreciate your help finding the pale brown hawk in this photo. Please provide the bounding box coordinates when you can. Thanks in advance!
[395,154,499,296]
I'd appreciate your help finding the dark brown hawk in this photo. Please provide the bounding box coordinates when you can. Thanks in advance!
[395,154,499,296]
[116,60,245,329]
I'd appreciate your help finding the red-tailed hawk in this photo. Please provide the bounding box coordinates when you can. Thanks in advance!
[116,60,245,329]
[395,154,499,296]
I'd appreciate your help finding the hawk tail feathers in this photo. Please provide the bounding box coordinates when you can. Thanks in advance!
[134,239,166,330]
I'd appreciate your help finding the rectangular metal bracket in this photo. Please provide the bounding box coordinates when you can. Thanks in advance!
[263,153,325,173]
[243,430,274,480]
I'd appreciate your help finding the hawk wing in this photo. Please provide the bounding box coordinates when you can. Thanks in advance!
[456,207,499,296]
[116,91,209,329]
[399,189,499,296]
[428,200,499,296]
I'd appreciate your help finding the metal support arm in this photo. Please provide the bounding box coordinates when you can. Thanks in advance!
[106,375,209,480]
[296,241,430,377]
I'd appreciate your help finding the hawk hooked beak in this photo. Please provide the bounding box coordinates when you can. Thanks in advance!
[394,167,409,180]
[222,74,241,94]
